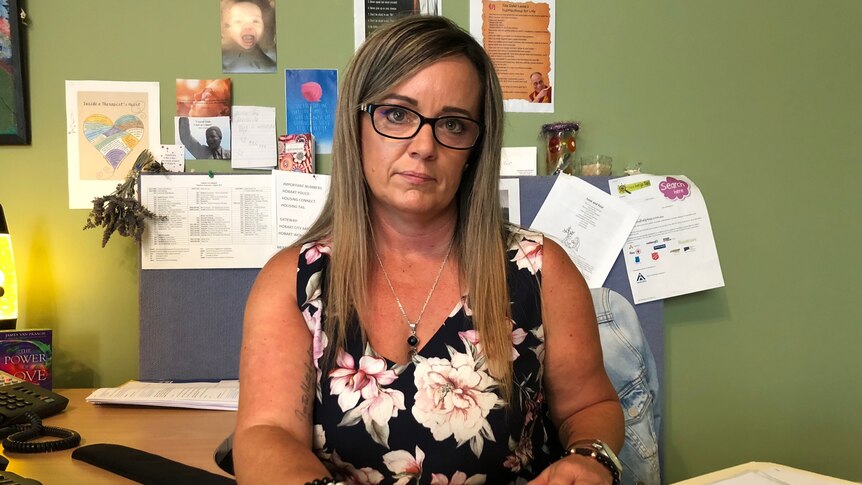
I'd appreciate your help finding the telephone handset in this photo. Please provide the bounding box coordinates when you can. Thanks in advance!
[0,370,69,426]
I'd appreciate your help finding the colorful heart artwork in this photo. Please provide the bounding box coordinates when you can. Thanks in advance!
[83,114,145,170]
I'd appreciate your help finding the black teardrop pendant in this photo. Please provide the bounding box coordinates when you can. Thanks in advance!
[407,335,419,347]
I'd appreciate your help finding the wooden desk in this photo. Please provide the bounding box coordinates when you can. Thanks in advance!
[1,389,236,484]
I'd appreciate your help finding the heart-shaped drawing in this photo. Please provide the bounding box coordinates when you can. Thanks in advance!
[83,114,145,170]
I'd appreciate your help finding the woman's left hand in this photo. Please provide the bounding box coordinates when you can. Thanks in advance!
[527,454,614,485]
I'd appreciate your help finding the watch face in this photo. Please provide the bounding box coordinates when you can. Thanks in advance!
[593,440,623,472]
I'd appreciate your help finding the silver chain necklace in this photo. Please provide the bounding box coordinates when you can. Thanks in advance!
[373,241,453,361]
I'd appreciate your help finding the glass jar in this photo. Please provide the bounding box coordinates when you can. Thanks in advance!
[540,122,580,175]
[576,154,613,176]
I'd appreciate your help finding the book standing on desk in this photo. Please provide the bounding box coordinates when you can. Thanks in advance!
[0,329,52,390]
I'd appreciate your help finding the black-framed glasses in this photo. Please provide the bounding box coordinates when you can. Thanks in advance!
[360,103,483,150]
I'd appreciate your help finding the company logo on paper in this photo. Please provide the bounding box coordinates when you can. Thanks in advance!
[636,273,647,282]
[659,177,690,200]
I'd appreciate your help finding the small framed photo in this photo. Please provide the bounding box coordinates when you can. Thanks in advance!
[0,0,30,145]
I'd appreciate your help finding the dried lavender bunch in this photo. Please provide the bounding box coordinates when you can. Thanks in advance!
[84,150,169,247]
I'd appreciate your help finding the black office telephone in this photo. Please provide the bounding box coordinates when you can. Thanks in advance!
[0,370,69,426]
[0,371,77,484]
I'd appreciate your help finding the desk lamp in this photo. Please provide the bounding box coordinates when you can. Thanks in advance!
[0,204,18,330]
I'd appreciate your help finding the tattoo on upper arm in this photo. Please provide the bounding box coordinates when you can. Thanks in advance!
[295,348,315,420]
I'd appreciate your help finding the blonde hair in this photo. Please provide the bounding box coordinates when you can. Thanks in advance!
[300,16,512,398]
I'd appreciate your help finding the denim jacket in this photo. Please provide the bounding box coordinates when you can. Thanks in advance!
[592,287,661,485]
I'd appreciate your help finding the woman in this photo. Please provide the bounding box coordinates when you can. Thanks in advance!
[233,16,623,484]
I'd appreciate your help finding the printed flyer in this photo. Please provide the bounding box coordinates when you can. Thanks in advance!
[470,0,555,113]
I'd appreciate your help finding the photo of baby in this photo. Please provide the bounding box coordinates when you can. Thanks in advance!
[220,0,277,74]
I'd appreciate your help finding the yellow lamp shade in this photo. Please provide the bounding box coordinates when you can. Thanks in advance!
[0,234,17,321]
[0,204,17,326]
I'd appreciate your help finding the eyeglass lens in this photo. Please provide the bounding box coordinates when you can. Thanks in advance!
[369,104,480,149]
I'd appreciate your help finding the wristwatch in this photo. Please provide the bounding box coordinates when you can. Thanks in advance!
[563,439,622,485]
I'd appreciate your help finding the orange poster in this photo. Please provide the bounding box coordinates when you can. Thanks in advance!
[471,0,555,113]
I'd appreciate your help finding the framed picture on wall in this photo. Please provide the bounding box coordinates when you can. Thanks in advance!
[0,0,30,145]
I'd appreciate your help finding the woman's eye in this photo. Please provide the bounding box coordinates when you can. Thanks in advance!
[442,118,465,133]
[384,108,410,123]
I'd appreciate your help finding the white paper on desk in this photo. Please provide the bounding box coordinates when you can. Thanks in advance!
[274,170,330,248]
[501,147,537,176]
[140,173,277,269]
[610,174,724,304]
[530,174,639,288]
[499,177,522,225]
[711,468,846,485]
[230,106,277,169]
[86,380,239,411]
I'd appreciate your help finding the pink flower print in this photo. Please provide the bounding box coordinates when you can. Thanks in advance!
[312,424,331,461]
[330,451,384,485]
[358,387,405,425]
[303,306,328,366]
[340,387,406,448]
[430,471,486,485]
[412,353,500,457]
[345,467,384,485]
[458,330,480,346]
[503,453,522,472]
[449,295,473,317]
[510,237,542,274]
[302,304,328,400]
[304,270,323,306]
[531,325,545,364]
[511,326,528,361]
[329,349,397,412]
[302,237,332,265]
[383,446,424,485]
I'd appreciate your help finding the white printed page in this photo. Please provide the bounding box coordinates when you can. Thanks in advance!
[140,173,277,269]
[230,106,277,169]
[273,171,330,248]
[500,147,538,176]
[530,174,639,288]
[610,174,725,304]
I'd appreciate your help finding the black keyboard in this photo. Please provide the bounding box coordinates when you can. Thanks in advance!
[0,470,42,485]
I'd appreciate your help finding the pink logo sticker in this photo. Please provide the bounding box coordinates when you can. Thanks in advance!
[659,177,690,200]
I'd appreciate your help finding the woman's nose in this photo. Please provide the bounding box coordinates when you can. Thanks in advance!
[408,123,438,159]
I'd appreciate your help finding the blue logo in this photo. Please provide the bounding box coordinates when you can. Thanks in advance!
[634,256,641,263]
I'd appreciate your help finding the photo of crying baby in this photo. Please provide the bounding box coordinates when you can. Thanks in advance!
[220,0,277,74]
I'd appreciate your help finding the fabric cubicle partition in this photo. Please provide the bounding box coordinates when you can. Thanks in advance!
[138,176,663,388]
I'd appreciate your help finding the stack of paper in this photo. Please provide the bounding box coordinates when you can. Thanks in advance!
[86,380,239,411]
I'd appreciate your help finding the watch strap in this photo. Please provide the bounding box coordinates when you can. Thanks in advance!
[562,446,621,485]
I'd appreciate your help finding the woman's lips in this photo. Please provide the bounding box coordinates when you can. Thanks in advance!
[398,171,435,184]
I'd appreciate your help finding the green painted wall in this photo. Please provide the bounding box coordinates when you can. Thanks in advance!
[0,0,859,481]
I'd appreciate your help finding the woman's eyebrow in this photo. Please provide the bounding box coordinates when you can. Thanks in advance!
[381,94,418,107]
[380,94,474,118]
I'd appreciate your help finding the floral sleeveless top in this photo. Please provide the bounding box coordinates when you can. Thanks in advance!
[299,227,563,484]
